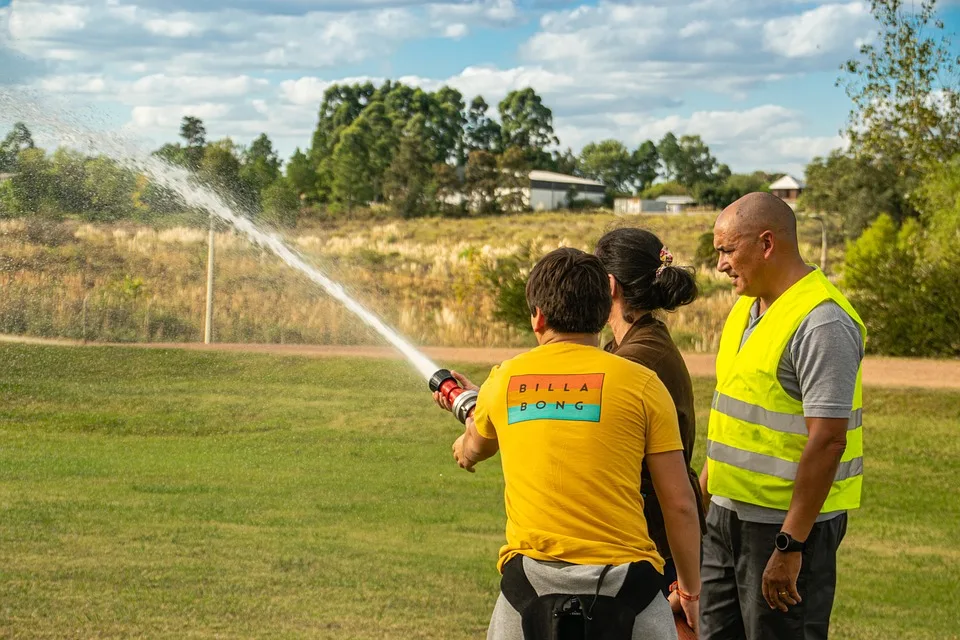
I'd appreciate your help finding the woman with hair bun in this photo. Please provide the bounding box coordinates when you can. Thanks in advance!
[595,227,707,599]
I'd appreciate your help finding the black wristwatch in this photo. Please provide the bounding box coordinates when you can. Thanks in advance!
[775,531,806,553]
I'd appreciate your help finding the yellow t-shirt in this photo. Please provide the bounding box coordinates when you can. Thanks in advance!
[473,342,683,574]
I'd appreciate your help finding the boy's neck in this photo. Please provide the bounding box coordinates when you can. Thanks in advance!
[537,331,599,348]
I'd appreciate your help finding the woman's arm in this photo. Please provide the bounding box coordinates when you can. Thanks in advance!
[647,450,702,632]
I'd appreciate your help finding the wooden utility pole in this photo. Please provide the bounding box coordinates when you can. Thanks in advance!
[204,217,215,344]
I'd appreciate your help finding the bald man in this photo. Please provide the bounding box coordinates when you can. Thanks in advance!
[698,193,866,640]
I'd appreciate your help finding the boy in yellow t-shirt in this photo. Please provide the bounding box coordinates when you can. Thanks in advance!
[436,248,702,639]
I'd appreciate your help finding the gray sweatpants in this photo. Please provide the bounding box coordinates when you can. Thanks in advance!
[700,504,848,640]
[487,556,678,640]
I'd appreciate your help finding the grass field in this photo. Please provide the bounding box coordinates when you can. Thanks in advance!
[1,344,958,639]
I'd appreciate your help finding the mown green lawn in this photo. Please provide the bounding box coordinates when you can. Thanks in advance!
[1,344,958,638]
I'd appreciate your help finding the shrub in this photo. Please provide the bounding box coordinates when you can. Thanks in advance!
[475,243,541,333]
[843,214,960,356]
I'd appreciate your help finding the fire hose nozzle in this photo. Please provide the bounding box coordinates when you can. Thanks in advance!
[429,368,478,425]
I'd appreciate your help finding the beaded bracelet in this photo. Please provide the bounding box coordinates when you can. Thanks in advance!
[669,581,701,602]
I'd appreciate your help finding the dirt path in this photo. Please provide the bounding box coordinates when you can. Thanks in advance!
[2,334,958,390]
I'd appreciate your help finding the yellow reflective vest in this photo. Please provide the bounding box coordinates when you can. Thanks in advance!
[707,268,865,512]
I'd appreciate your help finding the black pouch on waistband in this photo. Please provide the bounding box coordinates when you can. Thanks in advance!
[499,556,663,640]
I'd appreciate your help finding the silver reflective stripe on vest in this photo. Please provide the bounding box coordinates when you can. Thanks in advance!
[707,440,863,482]
[712,392,863,435]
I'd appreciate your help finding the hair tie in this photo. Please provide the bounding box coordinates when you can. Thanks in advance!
[656,247,674,278]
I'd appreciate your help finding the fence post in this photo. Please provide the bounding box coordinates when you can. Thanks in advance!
[82,295,88,344]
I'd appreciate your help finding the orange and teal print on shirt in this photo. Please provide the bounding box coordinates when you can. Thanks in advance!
[506,373,605,424]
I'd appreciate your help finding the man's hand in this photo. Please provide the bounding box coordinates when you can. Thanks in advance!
[762,550,802,612]
[452,431,476,473]
[433,371,479,412]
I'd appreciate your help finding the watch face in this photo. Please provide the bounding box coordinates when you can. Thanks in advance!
[775,533,789,551]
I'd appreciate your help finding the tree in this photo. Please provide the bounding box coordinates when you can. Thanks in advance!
[432,162,462,216]
[579,139,636,194]
[657,133,723,188]
[800,150,907,237]
[497,146,531,212]
[498,88,558,168]
[9,148,52,215]
[330,121,375,211]
[285,148,314,200]
[464,96,502,153]
[358,101,399,202]
[657,132,682,182]
[639,181,687,199]
[309,81,377,201]
[139,181,185,217]
[464,150,500,214]
[47,148,90,214]
[677,135,721,188]
[0,122,35,171]
[260,177,300,227]
[840,0,960,198]
[154,143,189,168]
[549,148,579,176]
[241,133,281,196]
[428,86,466,164]
[632,141,659,192]
[0,181,16,218]
[383,116,436,218]
[199,139,244,199]
[82,156,136,221]
[179,116,206,170]
[694,171,770,210]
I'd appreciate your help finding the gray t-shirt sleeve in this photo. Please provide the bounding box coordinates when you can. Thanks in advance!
[787,301,864,418]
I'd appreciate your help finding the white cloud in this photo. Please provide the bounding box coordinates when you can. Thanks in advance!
[129,74,269,102]
[447,65,577,103]
[143,18,207,38]
[444,23,469,39]
[4,2,430,73]
[8,3,89,40]
[763,3,873,58]
[279,77,336,107]
[679,20,711,39]
[429,0,520,25]
[773,135,847,162]
[38,74,108,94]
[130,103,232,129]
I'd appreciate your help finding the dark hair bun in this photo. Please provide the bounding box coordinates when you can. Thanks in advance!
[654,265,699,311]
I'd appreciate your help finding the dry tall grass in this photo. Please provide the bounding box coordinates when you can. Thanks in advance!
[0,212,841,351]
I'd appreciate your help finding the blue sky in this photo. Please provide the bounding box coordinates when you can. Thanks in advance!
[1,0,958,176]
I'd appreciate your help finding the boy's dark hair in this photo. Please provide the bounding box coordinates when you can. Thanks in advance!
[595,227,698,314]
[525,247,612,334]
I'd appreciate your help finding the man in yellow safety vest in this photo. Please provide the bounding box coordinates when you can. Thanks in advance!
[698,192,866,640]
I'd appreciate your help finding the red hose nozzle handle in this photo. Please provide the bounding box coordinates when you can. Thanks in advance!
[429,369,478,425]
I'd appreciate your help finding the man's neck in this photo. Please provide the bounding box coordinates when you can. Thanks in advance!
[758,261,815,314]
[538,331,599,347]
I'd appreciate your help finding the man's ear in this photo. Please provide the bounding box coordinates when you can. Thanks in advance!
[531,307,547,333]
[760,230,776,259]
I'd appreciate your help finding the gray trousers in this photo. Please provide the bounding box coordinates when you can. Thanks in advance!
[487,556,678,640]
[700,504,848,640]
